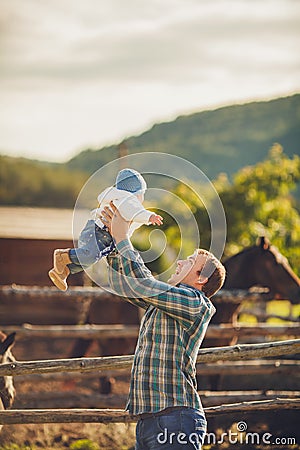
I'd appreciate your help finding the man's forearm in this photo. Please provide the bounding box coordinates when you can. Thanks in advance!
[107,247,149,310]
[112,227,129,245]
[113,239,213,329]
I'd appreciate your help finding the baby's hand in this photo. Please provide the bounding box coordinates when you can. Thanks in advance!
[149,214,163,226]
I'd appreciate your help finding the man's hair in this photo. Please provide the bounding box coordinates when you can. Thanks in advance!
[196,249,226,298]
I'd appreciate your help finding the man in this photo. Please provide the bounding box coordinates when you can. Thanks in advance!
[102,202,226,450]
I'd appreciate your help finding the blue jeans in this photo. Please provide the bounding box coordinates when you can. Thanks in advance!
[135,407,207,450]
[68,220,114,274]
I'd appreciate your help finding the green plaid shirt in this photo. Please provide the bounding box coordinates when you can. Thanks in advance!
[107,239,216,415]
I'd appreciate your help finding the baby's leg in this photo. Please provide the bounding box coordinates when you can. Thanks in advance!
[94,226,115,258]
[70,221,114,269]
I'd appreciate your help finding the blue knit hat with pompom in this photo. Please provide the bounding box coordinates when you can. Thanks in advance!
[115,168,147,193]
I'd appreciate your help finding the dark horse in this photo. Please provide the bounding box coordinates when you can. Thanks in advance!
[202,236,300,389]
[0,331,16,432]
[69,236,300,392]
[210,235,300,328]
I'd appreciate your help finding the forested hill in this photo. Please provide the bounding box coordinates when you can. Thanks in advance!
[0,94,299,207]
[67,93,300,179]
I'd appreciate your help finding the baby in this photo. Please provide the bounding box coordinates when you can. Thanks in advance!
[48,168,163,291]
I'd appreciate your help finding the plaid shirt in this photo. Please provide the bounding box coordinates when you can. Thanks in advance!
[107,239,216,415]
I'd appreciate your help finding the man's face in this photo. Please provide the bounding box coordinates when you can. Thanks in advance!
[168,250,200,286]
[168,250,209,289]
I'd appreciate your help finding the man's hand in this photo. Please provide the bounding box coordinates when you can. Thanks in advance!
[101,201,131,244]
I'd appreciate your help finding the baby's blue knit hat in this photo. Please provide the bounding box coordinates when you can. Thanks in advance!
[115,168,147,194]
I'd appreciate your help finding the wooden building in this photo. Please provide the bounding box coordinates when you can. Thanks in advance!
[0,207,84,286]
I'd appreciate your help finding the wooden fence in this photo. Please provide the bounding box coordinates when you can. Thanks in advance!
[1,323,300,340]
[1,398,300,424]
[0,285,299,426]
[0,285,263,302]
[1,339,299,376]
[11,359,299,383]
[13,388,300,410]
[0,339,299,425]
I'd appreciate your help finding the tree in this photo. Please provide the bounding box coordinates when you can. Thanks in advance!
[159,145,300,275]
[217,144,300,272]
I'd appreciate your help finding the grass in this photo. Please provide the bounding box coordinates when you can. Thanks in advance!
[69,439,100,450]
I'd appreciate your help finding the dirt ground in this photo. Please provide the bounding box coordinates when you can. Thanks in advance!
[1,374,299,450]
[0,423,136,449]
[0,376,136,449]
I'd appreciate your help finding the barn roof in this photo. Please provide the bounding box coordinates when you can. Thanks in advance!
[0,207,88,240]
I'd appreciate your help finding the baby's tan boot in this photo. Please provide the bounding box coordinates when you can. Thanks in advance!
[53,249,72,273]
[48,248,72,291]
[48,266,70,291]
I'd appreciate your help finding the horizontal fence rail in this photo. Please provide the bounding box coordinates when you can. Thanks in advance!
[13,390,300,410]
[0,284,270,304]
[0,398,299,424]
[11,360,300,381]
[1,339,299,377]
[1,323,300,339]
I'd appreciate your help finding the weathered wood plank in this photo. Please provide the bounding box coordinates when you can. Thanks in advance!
[0,398,299,424]
[1,323,299,339]
[1,324,139,339]
[0,284,269,303]
[196,359,300,376]
[0,339,299,376]
[14,390,300,409]
[197,339,300,362]
[204,397,300,417]
[12,359,300,382]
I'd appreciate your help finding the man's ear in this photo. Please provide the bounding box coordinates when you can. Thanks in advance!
[196,276,208,287]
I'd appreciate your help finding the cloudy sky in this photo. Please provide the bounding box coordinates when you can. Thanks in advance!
[1,0,299,162]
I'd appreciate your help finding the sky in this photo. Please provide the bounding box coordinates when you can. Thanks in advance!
[0,0,299,163]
